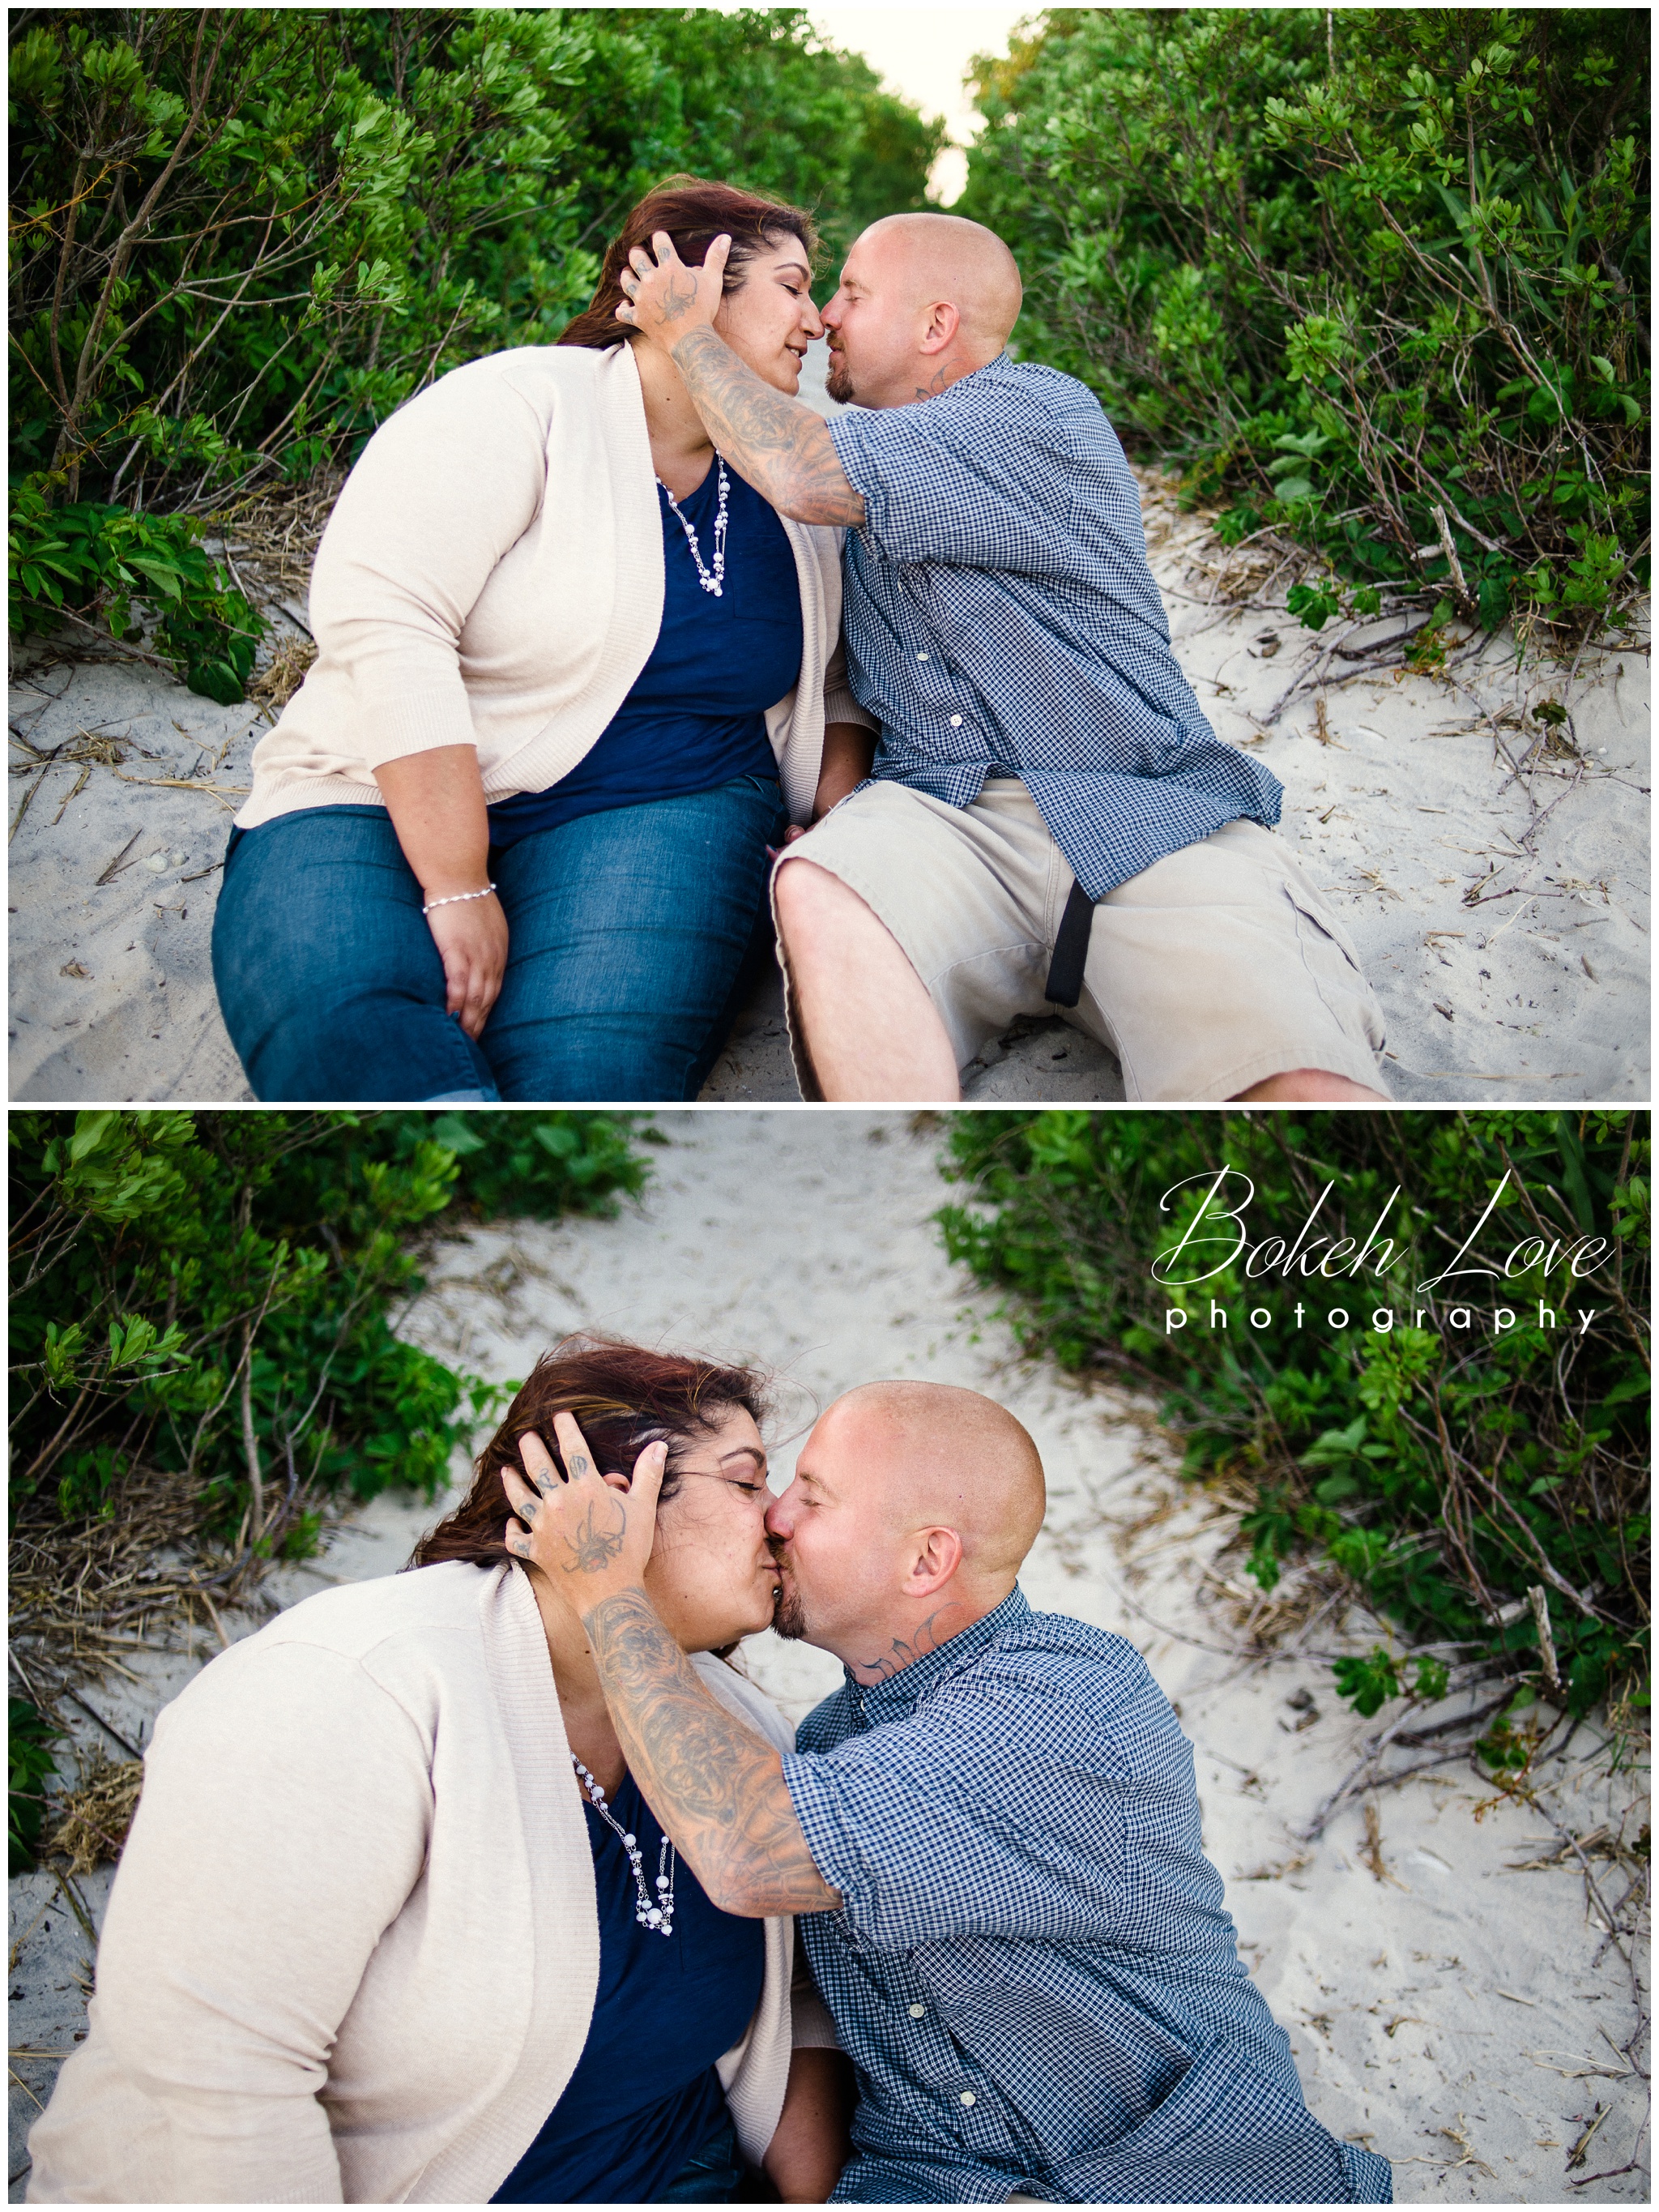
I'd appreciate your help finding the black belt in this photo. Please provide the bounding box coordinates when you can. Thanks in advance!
[1044,878,1095,1008]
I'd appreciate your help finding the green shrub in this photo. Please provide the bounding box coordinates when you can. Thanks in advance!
[961,8,1648,646]
[9,1109,649,1544]
[8,9,940,695]
[9,485,262,702]
[9,1699,66,1876]
[936,1111,1648,1727]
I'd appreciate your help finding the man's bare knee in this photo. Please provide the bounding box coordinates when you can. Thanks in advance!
[775,857,869,950]
[1232,1067,1388,1103]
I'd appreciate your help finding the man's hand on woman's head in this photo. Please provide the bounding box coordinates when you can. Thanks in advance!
[616,231,730,344]
[501,1412,666,1612]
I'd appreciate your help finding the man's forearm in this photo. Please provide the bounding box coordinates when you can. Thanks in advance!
[813,721,876,818]
[581,1587,842,1916]
[670,327,864,528]
[765,2047,855,2201]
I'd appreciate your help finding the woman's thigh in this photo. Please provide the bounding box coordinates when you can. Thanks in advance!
[483,778,782,1103]
[211,805,497,1102]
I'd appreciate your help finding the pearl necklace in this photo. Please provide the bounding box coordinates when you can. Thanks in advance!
[658,455,729,598]
[572,1756,676,1936]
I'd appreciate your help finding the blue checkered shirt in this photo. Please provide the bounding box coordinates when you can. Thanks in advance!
[783,1589,1392,2205]
[825,359,1283,899]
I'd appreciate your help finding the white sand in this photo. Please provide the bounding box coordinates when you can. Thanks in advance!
[11,340,1647,1104]
[1140,485,1650,1104]
[10,1114,1647,2200]
[8,656,260,1100]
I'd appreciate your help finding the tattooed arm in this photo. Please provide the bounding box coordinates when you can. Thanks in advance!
[616,230,864,529]
[666,327,864,528]
[580,1586,841,1916]
[501,1414,842,1918]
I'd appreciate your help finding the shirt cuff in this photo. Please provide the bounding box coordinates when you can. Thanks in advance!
[826,416,885,549]
[781,1750,868,1919]
[790,1982,841,2051]
[823,683,876,732]
[355,673,479,771]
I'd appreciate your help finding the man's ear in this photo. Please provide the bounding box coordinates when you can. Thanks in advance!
[902,1525,963,1595]
[917,301,962,357]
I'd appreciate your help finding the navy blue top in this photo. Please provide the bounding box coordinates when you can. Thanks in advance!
[492,1773,766,2205]
[488,459,801,848]
[826,358,1284,899]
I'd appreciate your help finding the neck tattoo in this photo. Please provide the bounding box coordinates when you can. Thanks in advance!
[572,1755,677,1936]
[658,454,729,598]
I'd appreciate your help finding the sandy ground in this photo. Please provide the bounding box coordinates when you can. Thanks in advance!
[11,340,1647,1104]
[10,1114,1648,2201]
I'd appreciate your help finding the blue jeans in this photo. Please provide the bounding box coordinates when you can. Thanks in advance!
[211,778,784,1101]
[657,2114,748,2202]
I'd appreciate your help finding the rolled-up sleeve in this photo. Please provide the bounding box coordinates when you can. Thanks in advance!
[827,396,1073,573]
[822,623,876,732]
[782,1702,1129,1953]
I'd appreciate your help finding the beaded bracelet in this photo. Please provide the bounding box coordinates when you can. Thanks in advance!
[421,884,497,916]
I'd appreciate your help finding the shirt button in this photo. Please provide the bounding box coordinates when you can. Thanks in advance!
[949,714,963,727]
[917,651,929,661]
[960,2091,977,2107]
[908,2003,925,2018]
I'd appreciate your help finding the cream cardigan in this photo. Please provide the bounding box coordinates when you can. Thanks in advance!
[27,1562,834,2205]
[237,342,871,831]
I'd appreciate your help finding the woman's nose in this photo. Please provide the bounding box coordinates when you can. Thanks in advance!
[800,295,825,339]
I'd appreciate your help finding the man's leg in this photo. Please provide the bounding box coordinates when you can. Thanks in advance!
[1233,1069,1388,1102]
[774,857,961,1100]
[1072,818,1392,1101]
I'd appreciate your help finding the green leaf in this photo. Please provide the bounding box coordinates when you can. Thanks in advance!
[1333,1648,1402,1719]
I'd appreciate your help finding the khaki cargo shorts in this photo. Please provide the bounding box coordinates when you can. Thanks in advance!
[772,778,1388,1101]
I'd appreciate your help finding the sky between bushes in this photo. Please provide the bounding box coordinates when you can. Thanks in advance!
[811,5,1033,204]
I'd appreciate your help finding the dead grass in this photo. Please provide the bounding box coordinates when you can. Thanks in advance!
[7,1460,280,1710]
[216,470,344,607]
[45,1753,144,1875]
[10,724,135,840]
[247,634,318,716]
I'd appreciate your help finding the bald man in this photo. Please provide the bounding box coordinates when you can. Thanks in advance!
[617,214,1388,1107]
[506,1386,1391,2206]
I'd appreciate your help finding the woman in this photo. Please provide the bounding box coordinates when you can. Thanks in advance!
[211,177,876,1103]
[27,1339,851,2204]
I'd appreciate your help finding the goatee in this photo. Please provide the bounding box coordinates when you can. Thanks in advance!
[825,357,855,405]
[772,1578,808,1641]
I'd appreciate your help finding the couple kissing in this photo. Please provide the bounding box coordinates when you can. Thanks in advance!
[29,1335,1391,2204]
[209,174,1388,1108]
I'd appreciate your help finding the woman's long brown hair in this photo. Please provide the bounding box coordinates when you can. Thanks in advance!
[408,1333,771,1573]
[557,173,818,352]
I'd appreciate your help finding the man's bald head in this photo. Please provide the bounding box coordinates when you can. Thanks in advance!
[856,214,1023,353]
[823,1378,1045,1582]
[822,213,1022,408]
